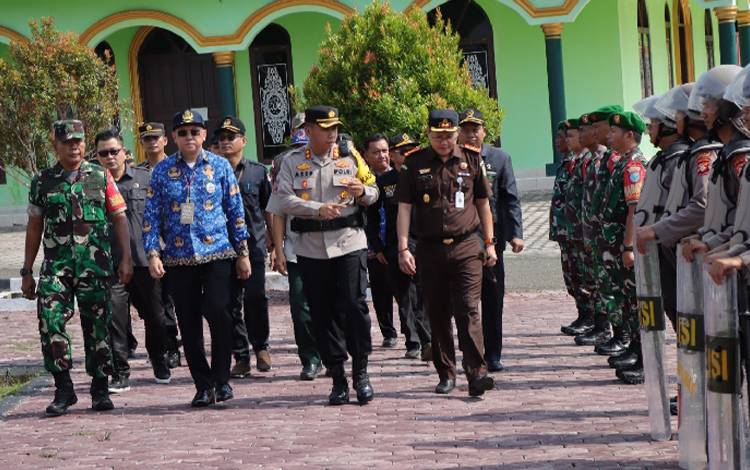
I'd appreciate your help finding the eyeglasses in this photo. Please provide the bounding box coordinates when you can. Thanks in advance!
[218,133,241,142]
[97,148,122,157]
[177,129,202,137]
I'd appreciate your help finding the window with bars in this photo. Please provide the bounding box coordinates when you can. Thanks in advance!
[666,5,675,88]
[705,10,715,69]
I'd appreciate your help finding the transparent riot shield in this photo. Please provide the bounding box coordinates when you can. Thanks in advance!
[635,240,672,441]
[676,250,707,469]
[702,268,742,469]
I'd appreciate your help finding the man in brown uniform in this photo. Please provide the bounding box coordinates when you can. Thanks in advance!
[397,109,497,397]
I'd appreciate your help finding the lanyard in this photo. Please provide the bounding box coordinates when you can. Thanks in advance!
[179,152,201,203]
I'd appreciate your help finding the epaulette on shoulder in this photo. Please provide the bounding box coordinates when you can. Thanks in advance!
[403,146,422,157]
[460,143,482,154]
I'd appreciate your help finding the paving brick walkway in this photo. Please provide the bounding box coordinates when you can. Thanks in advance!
[0,291,679,469]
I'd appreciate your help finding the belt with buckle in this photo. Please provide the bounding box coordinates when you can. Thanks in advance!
[420,232,474,246]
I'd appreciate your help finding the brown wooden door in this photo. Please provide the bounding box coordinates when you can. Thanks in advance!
[139,29,221,155]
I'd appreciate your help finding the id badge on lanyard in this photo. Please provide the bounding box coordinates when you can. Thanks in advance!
[180,160,197,224]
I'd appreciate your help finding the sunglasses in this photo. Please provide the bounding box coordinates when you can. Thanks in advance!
[97,148,122,157]
[177,129,202,137]
[218,133,241,142]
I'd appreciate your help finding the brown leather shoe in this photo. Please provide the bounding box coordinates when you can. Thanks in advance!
[256,350,272,372]
[230,360,251,378]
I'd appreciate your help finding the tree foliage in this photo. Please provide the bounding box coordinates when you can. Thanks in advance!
[0,18,121,182]
[302,1,503,148]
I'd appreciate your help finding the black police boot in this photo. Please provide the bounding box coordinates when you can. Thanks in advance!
[352,356,374,405]
[328,363,349,406]
[45,371,78,417]
[561,311,594,336]
[670,395,678,416]
[574,315,611,346]
[595,326,630,356]
[616,351,645,385]
[90,377,114,411]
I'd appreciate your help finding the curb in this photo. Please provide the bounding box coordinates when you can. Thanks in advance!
[0,368,48,420]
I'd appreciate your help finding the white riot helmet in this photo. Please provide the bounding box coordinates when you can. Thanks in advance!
[634,94,675,130]
[723,64,750,109]
[655,83,694,123]
[687,65,743,118]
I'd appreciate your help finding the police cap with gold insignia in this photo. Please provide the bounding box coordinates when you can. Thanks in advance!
[388,133,417,150]
[305,105,342,128]
[138,122,165,138]
[429,109,459,132]
[608,111,646,134]
[214,115,246,135]
[458,108,485,126]
[53,119,85,141]
[172,109,206,130]
[588,104,624,123]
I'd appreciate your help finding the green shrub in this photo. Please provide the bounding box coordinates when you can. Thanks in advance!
[0,18,121,182]
[302,1,503,148]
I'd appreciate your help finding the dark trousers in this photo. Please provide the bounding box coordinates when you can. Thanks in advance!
[109,267,170,377]
[287,261,321,366]
[386,245,431,350]
[167,260,233,391]
[160,272,180,345]
[229,259,270,361]
[481,251,505,362]
[417,237,487,381]
[368,256,397,339]
[298,249,372,367]
[658,245,677,330]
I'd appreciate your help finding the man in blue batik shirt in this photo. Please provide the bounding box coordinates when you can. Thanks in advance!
[143,109,250,408]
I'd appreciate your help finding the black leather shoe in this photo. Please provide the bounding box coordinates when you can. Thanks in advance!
[354,376,374,404]
[561,315,593,336]
[670,395,678,416]
[608,351,638,369]
[382,337,398,348]
[469,375,495,397]
[487,359,504,372]
[191,389,216,407]
[616,365,645,384]
[215,384,234,402]
[328,381,350,405]
[90,377,114,412]
[300,362,322,381]
[595,337,629,356]
[45,390,78,417]
[434,378,456,394]
[574,328,611,346]
[167,350,181,369]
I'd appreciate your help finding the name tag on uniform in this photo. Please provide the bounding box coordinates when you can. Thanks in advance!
[455,191,465,209]
[333,174,352,187]
[180,202,195,224]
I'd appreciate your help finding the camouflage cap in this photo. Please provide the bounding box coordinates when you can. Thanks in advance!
[588,105,625,123]
[53,119,85,141]
[609,111,646,134]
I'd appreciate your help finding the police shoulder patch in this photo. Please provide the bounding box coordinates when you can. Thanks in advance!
[696,152,713,177]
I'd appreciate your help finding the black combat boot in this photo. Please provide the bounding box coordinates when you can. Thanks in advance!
[90,377,114,411]
[45,371,78,417]
[328,363,349,406]
[574,314,611,346]
[352,356,374,405]
[561,311,594,336]
[616,348,645,385]
[608,338,638,369]
[595,326,630,356]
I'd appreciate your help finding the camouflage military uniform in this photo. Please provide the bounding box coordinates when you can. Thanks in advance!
[581,145,610,318]
[599,148,647,335]
[549,152,576,297]
[563,151,593,320]
[28,161,127,379]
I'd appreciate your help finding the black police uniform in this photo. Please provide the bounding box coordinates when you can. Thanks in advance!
[109,164,171,382]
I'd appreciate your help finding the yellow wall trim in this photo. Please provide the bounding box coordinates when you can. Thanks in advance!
[213,51,235,66]
[541,22,564,38]
[409,0,580,18]
[80,1,354,47]
[0,25,27,44]
[737,10,750,27]
[714,6,738,23]
[127,26,154,163]
[673,0,695,83]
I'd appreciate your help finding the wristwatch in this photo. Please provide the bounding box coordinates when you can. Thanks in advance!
[20,267,33,277]
[623,246,634,252]
[484,237,497,247]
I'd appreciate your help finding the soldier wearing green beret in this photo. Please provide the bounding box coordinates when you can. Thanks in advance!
[599,111,648,384]
[21,119,134,416]
[572,105,624,347]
